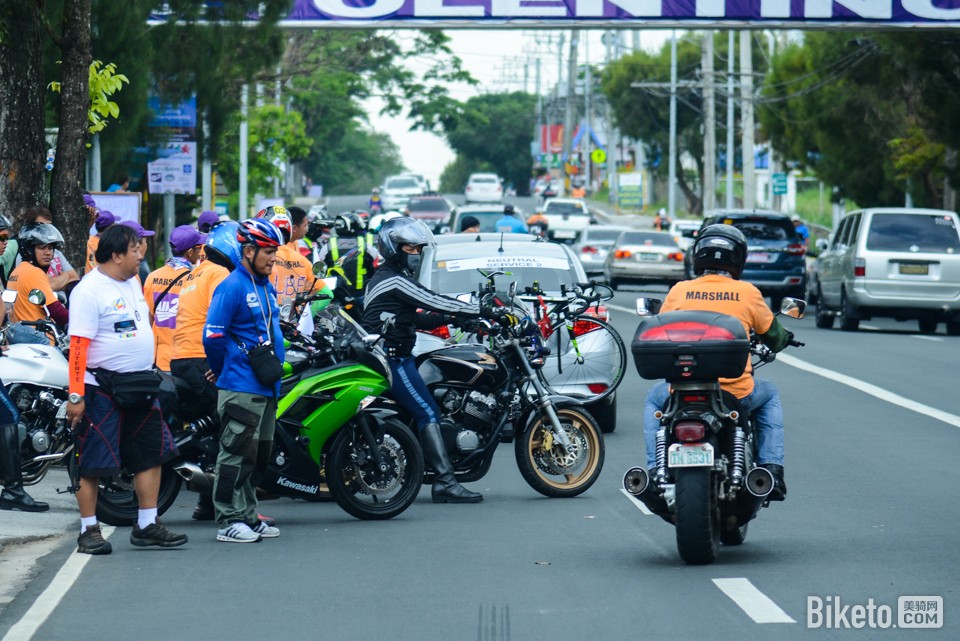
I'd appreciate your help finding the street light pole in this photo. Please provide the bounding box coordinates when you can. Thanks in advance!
[726,31,735,209]
[668,31,678,221]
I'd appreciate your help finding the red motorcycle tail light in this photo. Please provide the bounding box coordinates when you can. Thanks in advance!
[640,322,737,342]
[675,421,706,442]
[681,394,708,403]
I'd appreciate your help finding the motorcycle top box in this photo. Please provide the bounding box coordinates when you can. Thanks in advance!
[631,310,749,381]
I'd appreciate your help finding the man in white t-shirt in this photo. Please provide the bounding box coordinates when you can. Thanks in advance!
[66,224,187,555]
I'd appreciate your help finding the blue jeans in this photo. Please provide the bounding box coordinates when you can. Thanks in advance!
[388,356,438,431]
[6,323,48,345]
[643,379,784,468]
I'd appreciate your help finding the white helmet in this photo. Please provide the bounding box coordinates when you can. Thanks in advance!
[369,210,403,233]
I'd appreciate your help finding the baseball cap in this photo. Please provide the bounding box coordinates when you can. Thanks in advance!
[120,220,156,237]
[169,225,207,253]
[83,193,97,209]
[94,210,116,232]
[197,210,220,233]
[460,216,480,232]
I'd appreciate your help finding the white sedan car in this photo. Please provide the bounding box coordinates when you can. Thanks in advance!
[464,173,503,204]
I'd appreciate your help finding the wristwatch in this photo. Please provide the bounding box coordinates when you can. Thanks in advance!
[68,393,83,404]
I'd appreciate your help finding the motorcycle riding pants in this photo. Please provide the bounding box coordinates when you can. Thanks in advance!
[643,379,784,468]
[388,356,439,431]
[212,390,276,528]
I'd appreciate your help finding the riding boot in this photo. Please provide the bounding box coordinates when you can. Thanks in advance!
[760,464,787,501]
[0,423,49,512]
[635,479,673,524]
[419,423,482,503]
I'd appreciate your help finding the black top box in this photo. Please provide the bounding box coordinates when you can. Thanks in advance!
[631,310,750,381]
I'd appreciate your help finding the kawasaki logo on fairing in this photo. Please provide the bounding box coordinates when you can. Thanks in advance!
[277,476,319,494]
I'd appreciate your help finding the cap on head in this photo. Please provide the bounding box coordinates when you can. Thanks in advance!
[120,220,156,238]
[83,193,97,209]
[95,210,116,232]
[169,225,207,254]
[198,210,220,233]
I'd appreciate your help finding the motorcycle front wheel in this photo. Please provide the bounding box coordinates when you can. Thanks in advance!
[515,405,604,498]
[91,463,182,527]
[326,416,424,521]
[674,467,721,565]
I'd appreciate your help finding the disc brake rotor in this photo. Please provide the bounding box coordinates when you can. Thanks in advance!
[351,436,406,496]
[533,423,589,476]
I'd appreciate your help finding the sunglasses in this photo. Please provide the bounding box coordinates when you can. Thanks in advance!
[0,234,9,242]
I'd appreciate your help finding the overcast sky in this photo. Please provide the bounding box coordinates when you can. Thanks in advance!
[365,29,673,189]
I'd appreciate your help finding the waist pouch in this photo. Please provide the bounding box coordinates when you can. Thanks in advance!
[246,342,284,387]
[90,368,162,410]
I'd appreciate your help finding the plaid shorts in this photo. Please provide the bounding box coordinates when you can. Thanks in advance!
[75,387,179,477]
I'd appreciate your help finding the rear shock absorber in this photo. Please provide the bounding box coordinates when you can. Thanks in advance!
[655,427,667,484]
[730,426,746,489]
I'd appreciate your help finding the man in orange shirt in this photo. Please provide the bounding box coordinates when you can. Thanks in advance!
[143,226,206,372]
[642,224,792,500]
[6,224,69,345]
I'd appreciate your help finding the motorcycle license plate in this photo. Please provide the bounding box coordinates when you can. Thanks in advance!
[668,443,714,468]
[553,230,576,239]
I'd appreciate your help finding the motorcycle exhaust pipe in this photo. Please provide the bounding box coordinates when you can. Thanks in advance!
[173,462,214,494]
[622,466,650,496]
[745,466,775,498]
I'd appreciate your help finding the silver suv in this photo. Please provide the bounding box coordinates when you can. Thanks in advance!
[815,208,960,334]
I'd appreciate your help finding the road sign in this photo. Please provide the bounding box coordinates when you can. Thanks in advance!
[590,148,607,164]
[772,172,788,195]
[618,172,643,209]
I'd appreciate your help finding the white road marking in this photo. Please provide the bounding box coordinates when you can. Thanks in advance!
[619,488,652,515]
[913,335,943,342]
[2,526,115,641]
[712,578,796,624]
[778,353,960,429]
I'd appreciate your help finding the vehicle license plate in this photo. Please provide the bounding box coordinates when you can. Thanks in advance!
[639,253,659,261]
[747,252,772,263]
[668,443,714,468]
[899,263,929,275]
[554,230,576,239]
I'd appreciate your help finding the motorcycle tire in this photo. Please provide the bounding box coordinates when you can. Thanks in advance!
[515,404,604,498]
[674,467,720,565]
[326,416,424,521]
[94,463,183,527]
[720,522,748,546]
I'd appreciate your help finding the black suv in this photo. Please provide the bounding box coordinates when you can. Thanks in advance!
[685,210,807,308]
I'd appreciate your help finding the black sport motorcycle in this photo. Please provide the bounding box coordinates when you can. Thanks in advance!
[623,297,805,564]
[391,279,605,498]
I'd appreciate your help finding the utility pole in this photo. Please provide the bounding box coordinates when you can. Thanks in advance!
[702,31,716,213]
[605,30,619,205]
[726,31,735,209]
[668,31,678,220]
[239,84,249,218]
[563,30,579,172]
[553,32,565,172]
[584,35,592,191]
[740,30,755,209]
[536,58,543,168]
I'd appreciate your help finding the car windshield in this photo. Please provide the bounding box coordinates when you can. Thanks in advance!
[545,202,586,216]
[457,211,505,232]
[584,229,625,242]
[866,213,960,253]
[723,218,792,240]
[386,178,419,189]
[620,231,676,246]
[471,177,499,184]
[408,199,448,212]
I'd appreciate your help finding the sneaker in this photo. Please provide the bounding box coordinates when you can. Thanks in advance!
[130,521,189,548]
[217,522,261,543]
[249,520,279,539]
[77,525,112,555]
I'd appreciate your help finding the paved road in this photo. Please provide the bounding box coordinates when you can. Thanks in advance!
[2,230,957,639]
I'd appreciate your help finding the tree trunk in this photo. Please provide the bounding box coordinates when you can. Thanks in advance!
[0,2,46,224]
[676,151,702,215]
[49,0,91,271]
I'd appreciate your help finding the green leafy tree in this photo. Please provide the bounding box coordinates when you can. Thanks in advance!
[49,60,129,135]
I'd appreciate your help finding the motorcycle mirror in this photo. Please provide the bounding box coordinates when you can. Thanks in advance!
[312,262,326,278]
[1,290,17,304]
[780,298,806,319]
[27,289,46,306]
[594,284,614,301]
[635,297,662,316]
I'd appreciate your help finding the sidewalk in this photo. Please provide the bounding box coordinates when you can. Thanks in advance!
[0,468,77,554]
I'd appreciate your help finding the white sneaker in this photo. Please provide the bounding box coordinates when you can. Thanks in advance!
[217,522,261,543]
[251,520,279,539]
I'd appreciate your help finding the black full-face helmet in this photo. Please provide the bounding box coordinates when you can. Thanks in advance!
[691,223,748,279]
[377,217,435,273]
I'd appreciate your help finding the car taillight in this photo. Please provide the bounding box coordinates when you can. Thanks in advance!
[640,321,738,342]
[582,246,598,254]
[854,258,865,277]
[614,249,632,259]
[675,421,706,442]
[785,243,806,256]
[667,252,684,261]
[587,383,609,395]
[572,319,603,337]
[583,305,608,322]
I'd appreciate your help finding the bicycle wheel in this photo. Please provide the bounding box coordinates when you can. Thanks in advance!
[536,317,626,404]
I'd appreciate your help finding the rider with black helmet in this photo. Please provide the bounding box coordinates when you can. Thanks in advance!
[6,223,69,344]
[641,224,793,500]
[318,211,378,305]
[361,217,491,504]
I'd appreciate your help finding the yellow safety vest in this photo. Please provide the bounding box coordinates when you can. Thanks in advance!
[327,235,367,289]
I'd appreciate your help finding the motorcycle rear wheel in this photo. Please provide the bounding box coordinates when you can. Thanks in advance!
[515,405,604,498]
[91,463,183,527]
[326,417,424,521]
[720,522,748,546]
[674,467,720,565]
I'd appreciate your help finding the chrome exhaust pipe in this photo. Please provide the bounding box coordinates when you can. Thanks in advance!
[173,462,214,493]
[623,467,649,496]
[745,466,775,498]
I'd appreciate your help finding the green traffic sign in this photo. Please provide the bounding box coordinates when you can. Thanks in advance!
[772,173,788,195]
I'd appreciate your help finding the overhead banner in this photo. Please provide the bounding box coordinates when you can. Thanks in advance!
[282,0,960,27]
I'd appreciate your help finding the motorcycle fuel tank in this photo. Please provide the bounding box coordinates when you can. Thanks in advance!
[0,344,68,388]
[417,344,506,389]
